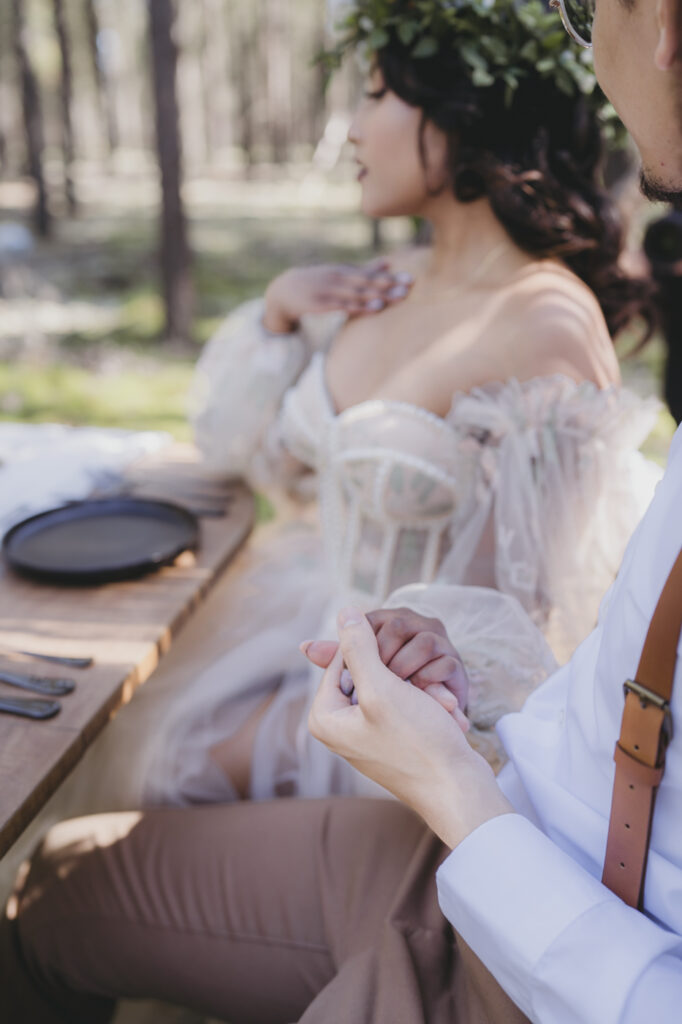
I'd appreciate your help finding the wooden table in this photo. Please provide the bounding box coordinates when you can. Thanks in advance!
[0,445,255,858]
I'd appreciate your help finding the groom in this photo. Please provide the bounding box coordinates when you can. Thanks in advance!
[305,2,682,1020]
[2,1,682,1021]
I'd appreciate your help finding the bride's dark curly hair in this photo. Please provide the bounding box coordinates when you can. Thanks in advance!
[376,38,655,341]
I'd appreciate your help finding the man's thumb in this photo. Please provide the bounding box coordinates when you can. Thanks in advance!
[337,607,384,692]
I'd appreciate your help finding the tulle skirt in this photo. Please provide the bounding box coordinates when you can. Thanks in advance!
[134,519,557,806]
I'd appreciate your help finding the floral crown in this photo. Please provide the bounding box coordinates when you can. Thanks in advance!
[322,0,620,132]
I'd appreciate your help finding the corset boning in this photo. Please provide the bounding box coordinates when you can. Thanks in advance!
[318,402,472,606]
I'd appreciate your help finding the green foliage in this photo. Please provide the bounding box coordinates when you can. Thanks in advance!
[0,360,193,438]
[321,0,621,137]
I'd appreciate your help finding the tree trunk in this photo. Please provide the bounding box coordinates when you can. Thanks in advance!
[203,0,231,154]
[227,0,256,171]
[11,0,49,237]
[0,4,11,176]
[148,0,193,344]
[197,0,215,162]
[52,0,76,213]
[308,19,328,151]
[84,0,118,154]
[266,0,292,164]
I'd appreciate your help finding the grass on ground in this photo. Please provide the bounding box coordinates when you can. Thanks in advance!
[0,164,675,461]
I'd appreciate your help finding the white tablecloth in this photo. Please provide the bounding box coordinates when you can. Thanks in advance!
[0,423,171,538]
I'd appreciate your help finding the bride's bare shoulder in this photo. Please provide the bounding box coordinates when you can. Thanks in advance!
[494,262,621,388]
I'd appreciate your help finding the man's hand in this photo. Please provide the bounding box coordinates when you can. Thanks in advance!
[307,608,512,850]
[302,606,469,726]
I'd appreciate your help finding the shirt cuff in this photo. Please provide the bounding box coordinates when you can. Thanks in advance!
[436,814,681,1023]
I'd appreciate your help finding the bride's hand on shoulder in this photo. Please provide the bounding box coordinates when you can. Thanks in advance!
[263,260,413,334]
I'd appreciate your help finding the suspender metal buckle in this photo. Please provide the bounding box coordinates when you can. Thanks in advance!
[623,679,674,753]
[624,678,670,711]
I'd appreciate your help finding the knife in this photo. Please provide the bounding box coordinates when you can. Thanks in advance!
[0,695,61,719]
[17,651,93,669]
[0,645,93,669]
[0,670,75,697]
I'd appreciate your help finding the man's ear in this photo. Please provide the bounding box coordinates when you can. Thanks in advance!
[655,0,682,70]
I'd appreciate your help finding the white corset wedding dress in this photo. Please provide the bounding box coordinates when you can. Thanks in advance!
[141,299,661,802]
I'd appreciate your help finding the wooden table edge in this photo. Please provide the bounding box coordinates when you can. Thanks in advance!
[0,486,255,859]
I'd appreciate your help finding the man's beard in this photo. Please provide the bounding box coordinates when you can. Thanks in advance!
[640,169,682,209]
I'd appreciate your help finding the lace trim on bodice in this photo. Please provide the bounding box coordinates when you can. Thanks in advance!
[278,355,660,628]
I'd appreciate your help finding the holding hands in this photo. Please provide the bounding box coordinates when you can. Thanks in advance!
[263,260,413,334]
[303,607,512,850]
[303,606,470,726]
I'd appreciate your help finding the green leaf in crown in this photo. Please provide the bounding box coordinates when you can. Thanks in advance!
[320,0,623,139]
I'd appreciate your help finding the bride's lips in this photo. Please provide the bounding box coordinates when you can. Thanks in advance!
[356,162,368,182]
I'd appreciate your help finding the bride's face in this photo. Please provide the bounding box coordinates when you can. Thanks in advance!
[348,68,449,218]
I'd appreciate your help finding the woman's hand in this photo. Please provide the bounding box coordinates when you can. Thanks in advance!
[302,606,470,724]
[263,260,413,334]
[307,608,512,850]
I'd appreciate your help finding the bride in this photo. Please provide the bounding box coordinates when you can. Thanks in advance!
[140,0,660,804]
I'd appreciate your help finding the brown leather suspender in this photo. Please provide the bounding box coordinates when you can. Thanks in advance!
[602,549,682,909]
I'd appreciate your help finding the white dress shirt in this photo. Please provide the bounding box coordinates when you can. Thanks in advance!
[436,423,682,1023]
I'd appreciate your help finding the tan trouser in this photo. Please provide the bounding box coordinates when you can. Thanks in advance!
[0,799,529,1024]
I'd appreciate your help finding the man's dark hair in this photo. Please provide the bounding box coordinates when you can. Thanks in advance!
[644,212,682,421]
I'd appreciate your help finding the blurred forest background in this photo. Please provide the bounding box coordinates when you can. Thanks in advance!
[0,0,675,456]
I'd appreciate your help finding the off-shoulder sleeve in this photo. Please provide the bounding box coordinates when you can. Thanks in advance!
[440,378,662,662]
[189,299,309,484]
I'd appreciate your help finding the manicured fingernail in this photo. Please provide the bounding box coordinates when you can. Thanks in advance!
[338,606,364,627]
[365,298,384,312]
[387,285,407,300]
[394,271,413,284]
[351,690,360,706]
[299,640,313,656]
[340,669,354,696]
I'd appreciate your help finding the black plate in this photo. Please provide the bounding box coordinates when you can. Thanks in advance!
[2,498,200,584]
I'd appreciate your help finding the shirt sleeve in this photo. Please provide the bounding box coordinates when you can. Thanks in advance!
[436,813,682,1023]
